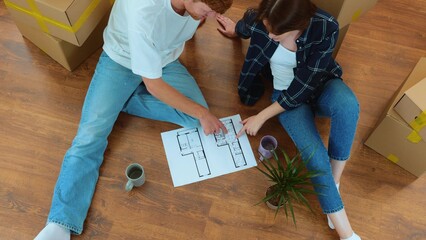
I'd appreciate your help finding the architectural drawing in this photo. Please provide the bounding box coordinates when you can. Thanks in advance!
[161,114,257,187]
[176,118,247,178]
[213,119,247,168]
[177,128,211,177]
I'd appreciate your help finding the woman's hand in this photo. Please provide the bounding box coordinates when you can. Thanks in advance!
[236,102,286,138]
[236,115,266,138]
[216,14,237,38]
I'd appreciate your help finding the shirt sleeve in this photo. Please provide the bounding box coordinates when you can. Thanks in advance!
[276,22,339,110]
[128,29,162,79]
[127,3,162,79]
[235,9,257,39]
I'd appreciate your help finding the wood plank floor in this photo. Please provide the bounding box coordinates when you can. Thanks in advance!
[1,0,425,239]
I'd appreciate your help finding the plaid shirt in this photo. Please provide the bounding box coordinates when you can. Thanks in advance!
[236,8,343,109]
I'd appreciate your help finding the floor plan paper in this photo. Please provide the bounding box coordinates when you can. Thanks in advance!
[161,114,257,187]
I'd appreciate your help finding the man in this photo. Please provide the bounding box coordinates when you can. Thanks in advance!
[35,0,232,239]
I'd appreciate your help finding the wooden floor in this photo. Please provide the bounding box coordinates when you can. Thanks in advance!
[1,0,425,239]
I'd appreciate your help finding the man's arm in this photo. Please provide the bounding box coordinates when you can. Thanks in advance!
[142,77,227,135]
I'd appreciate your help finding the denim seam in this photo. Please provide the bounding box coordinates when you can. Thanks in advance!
[329,154,350,161]
[323,204,345,214]
[48,219,82,235]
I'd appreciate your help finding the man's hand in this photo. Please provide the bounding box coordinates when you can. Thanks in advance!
[216,14,237,38]
[199,109,228,136]
[142,77,227,136]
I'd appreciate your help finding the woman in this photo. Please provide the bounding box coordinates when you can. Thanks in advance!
[216,0,360,239]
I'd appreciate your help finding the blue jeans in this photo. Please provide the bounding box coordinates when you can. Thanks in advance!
[47,52,207,234]
[271,79,359,214]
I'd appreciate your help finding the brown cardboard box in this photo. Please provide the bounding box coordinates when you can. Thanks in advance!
[365,57,426,177]
[334,24,349,59]
[311,0,378,27]
[5,0,112,46]
[15,14,108,71]
[311,0,378,57]
[393,78,426,141]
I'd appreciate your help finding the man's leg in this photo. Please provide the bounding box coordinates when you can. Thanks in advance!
[122,60,208,127]
[39,52,142,236]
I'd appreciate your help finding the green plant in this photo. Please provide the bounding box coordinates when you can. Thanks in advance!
[256,147,324,226]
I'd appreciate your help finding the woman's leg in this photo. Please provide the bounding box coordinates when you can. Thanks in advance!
[275,100,344,219]
[331,160,347,184]
[45,52,142,235]
[315,79,360,239]
[122,60,208,128]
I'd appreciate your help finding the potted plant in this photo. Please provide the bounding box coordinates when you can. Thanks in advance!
[256,147,323,226]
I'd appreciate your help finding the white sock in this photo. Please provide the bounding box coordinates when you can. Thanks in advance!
[327,183,340,229]
[341,232,361,240]
[34,223,70,240]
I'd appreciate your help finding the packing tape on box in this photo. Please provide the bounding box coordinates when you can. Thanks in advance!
[387,154,399,163]
[406,130,422,143]
[4,0,103,34]
[409,111,426,133]
[351,8,363,21]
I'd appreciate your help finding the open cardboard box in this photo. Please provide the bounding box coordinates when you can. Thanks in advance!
[365,57,426,177]
[393,78,426,141]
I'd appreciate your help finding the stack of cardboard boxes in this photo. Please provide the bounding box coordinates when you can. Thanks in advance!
[365,58,426,177]
[5,0,113,71]
[311,0,378,58]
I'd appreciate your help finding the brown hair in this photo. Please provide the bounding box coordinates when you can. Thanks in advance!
[255,0,317,34]
[200,0,233,14]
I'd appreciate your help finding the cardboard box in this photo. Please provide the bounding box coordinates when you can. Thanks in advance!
[5,0,112,46]
[15,14,108,71]
[311,0,378,57]
[334,24,349,59]
[393,78,426,141]
[365,57,426,177]
[312,0,378,27]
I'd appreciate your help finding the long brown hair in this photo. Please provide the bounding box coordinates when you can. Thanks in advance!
[255,0,317,34]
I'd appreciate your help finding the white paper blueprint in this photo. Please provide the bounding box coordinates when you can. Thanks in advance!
[161,114,257,187]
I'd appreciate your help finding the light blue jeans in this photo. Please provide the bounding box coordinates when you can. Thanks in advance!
[271,79,359,214]
[47,51,207,234]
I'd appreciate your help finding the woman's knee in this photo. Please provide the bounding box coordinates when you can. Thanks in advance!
[341,90,359,116]
[327,80,360,118]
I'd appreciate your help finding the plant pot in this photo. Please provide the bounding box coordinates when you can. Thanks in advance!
[266,200,280,210]
[265,185,285,210]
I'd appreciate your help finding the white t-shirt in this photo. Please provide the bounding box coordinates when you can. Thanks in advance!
[103,0,200,79]
[269,44,297,91]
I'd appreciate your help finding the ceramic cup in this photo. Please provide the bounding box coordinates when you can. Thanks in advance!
[125,163,145,191]
[258,135,278,160]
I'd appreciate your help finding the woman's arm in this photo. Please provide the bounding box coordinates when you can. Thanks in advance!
[216,14,238,37]
[236,101,285,138]
[216,9,258,39]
